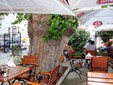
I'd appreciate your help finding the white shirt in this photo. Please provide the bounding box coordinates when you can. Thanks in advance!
[85,44,96,50]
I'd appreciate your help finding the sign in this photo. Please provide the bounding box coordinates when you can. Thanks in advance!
[97,0,113,4]
[77,12,85,19]
[60,0,66,4]
[93,21,103,28]
[60,0,69,5]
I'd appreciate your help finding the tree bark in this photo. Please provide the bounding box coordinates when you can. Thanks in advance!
[28,14,74,72]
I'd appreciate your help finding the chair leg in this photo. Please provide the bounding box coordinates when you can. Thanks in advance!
[66,68,81,79]
[33,67,36,81]
[66,69,73,76]
[73,69,81,79]
[12,79,16,84]
[77,69,82,75]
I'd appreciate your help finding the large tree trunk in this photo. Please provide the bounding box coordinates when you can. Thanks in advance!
[28,14,74,72]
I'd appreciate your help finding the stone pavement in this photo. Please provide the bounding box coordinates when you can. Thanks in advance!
[0,50,28,65]
[0,51,11,65]
[61,60,113,85]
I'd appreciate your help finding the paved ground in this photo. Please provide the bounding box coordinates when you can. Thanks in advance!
[60,60,113,85]
[0,50,28,65]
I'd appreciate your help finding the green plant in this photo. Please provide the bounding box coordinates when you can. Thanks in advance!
[97,31,113,43]
[70,30,89,57]
[11,13,32,24]
[12,45,22,56]
[11,14,79,41]
[44,15,79,41]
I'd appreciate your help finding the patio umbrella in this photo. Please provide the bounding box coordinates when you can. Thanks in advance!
[0,0,75,16]
[76,9,113,31]
[68,0,113,11]
[0,0,113,16]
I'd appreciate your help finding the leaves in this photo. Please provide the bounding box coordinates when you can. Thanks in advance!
[97,31,113,43]
[11,13,32,24]
[70,30,89,56]
[44,14,79,41]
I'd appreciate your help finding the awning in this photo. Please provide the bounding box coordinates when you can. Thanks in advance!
[76,9,113,31]
[0,0,75,16]
[0,0,113,16]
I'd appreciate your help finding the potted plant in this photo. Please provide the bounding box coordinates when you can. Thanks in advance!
[70,30,89,58]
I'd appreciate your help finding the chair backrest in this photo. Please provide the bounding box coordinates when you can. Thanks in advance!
[88,72,113,85]
[91,57,108,72]
[12,82,21,85]
[22,55,38,65]
[48,65,60,85]
[86,50,97,56]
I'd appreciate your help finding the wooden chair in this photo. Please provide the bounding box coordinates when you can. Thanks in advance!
[27,65,60,85]
[12,82,21,85]
[87,72,113,85]
[84,50,97,67]
[63,49,82,79]
[91,57,108,72]
[26,82,44,85]
[85,50,97,56]
[66,58,82,79]
[13,55,39,84]
[12,82,43,85]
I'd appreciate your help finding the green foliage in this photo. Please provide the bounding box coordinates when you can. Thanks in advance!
[11,13,32,24]
[12,45,22,56]
[0,13,8,16]
[70,30,89,57]
[44,15,79,41]
[11,14,79,41]
[97,31,113,43]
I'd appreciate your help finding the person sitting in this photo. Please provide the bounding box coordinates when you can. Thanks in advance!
[83,39,92,49]
[84,40,96,55]
[105,41,113,59]
[83,40,96,67]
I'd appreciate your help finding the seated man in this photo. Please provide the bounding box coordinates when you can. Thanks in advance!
[84,40,96,55]
[105,41,113,59]
[83,40,96,67]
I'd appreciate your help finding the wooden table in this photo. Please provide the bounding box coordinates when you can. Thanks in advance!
[88,72,113,85]
[0,66,30,85]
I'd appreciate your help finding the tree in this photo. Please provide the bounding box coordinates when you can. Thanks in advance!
[70,30,89,57]
[28,14,78,71]
[97,31,113,43]
[11,14,79,71]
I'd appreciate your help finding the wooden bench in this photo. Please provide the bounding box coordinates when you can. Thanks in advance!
[27,65,60,85]
[87,72,113,85]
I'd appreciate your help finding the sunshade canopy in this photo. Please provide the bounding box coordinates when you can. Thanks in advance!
[0,0,113,15]
[77,9,113,31]
[0,0,74,15]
